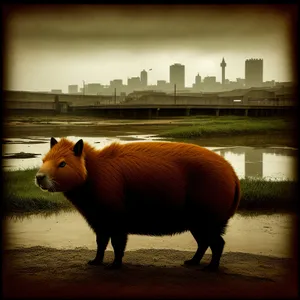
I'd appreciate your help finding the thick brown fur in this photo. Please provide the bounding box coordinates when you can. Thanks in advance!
[36,138,241,270]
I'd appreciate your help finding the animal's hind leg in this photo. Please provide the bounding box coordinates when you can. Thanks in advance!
[106,232,128,270]
[204,235,225,272]
[88,232,110,265]
[184,230,209,266]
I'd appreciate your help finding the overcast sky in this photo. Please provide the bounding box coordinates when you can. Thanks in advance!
[3,5,296,92]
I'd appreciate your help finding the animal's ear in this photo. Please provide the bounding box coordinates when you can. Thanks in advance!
[73,139,84,157]
[50,137,58,148]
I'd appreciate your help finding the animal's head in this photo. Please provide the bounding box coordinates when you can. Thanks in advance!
[35,137,87,192]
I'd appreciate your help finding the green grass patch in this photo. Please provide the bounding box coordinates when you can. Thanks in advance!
[159,116,293,138]
[2,168,297,215]
[3,168,73,214]
[238,178,297,214]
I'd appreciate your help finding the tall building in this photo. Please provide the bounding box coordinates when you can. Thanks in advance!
[170,63,185,90]
[68,85,78,94]
[192,73,202,91]
[195,73,201,86]
[220,58,226,86]
[140,70,148,87]
[245,58,263,88]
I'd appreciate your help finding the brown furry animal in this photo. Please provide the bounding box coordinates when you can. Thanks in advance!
[35,137,241,271]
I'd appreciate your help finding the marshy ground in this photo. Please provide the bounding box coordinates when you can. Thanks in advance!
[3,115,296,145]
[2,114,298,298]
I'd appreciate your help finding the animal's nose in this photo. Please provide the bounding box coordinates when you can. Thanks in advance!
[36,173,46,183]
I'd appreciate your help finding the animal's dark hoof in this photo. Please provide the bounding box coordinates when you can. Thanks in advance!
[202,264,219,272]
[184,259,199,266]
[104,263,122,270]
[88,259,103,266]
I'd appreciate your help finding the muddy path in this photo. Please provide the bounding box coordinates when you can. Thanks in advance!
[3,247,297,298]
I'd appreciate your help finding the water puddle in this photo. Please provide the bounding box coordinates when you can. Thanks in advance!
[2,136,297,181]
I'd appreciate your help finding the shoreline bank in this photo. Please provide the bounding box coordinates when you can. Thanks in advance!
[4,115,295,139]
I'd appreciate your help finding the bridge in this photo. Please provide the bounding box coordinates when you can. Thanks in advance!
[69,102,294,118]
[3,88,296,118]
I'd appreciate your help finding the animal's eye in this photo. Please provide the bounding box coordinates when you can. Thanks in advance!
[59,161,66,168]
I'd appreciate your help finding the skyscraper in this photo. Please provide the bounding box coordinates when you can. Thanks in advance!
[195,73,201,86]
[140,70,148,87]
[170,63,185,90]
[245,59,263,88]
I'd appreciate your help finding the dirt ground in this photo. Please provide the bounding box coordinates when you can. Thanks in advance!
[2,247,297,299]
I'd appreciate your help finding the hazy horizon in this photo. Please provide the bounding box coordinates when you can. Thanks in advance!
[3,5,296,93]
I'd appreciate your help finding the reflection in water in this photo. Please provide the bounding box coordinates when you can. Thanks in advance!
[2,136,163,171]
[216,147,297,181]
[2,136,298,181]
[4,211,294,258]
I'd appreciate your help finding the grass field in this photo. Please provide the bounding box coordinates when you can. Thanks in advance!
[3,169,72,214]
[158,116,294,138]
[3,168,297,215]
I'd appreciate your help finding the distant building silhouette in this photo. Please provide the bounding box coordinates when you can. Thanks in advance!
[51,89,62,94]
[170,63,185,90]
[195,73,201,86]
[262,80,275,87]
[157,80,169,91]
[236,78,245,87]
[220,58,227,87]
[68,85,78,94]
[110,79,123,95]
[127,77,141,91]
[245,59,263,88]
[192,73,202,91]
[110,79,123,89]
[85,83,102,95]
[203,76,219,91]
[140,70,148,87]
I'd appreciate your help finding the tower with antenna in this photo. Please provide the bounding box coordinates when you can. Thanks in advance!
[220,58,226,87]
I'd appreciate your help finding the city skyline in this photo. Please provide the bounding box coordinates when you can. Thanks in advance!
[59,57,290,94]
[65,56,287,96]
[4,5,295,93]
[8,56,292,94]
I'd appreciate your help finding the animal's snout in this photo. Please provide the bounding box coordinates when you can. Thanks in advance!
[36,173,46,183]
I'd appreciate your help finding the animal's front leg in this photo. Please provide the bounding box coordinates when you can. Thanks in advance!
[88,232,110,266]
[105,232,128,270]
